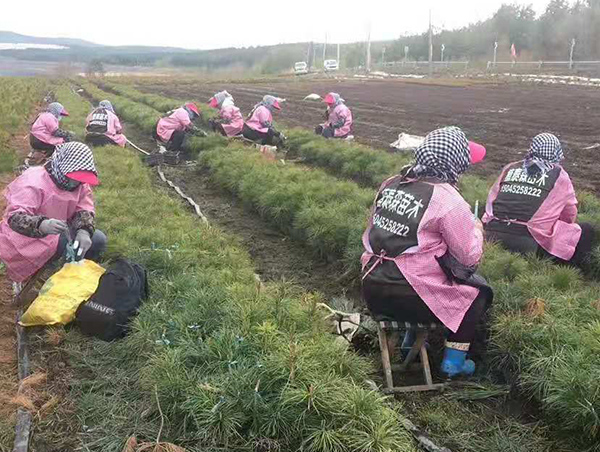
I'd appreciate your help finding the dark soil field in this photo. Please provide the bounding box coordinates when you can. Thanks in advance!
[136,78,600,194]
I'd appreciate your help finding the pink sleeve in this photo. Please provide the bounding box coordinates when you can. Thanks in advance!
[42,114,59,134]
[557,170,578,223]
[258,108,272,127]
[5,184,43,217]
[483,164,512,223]
[113,114,123,134]
[76,185,95,214]
[177,109,191,128]
[439,195,483,267]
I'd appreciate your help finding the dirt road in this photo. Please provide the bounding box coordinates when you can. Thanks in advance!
[137,78,600,193]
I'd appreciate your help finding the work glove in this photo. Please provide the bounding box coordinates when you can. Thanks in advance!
[39,219,68,235]
[65,131,76,142]
[73,229,92,261]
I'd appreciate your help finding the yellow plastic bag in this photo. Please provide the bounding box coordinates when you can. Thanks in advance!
[19,260,106,327]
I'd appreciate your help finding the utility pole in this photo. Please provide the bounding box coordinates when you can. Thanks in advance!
[337,42,340,64]
[382,46,386,65]
[440,44,445,63]
[428,9,433,77]
[366,25,372,72]
[323,33,327,62]
[493,41,498,68]
[569,38,576,70]
[404,45,409,66]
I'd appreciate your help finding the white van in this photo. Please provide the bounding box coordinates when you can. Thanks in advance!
[294,61,308,75]
[324,59,339,72]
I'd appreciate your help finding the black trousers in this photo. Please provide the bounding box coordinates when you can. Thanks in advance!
[29,134,56,154]
[242,124,279,145]
[362,271,490,344]
[85,134,117,147]
[487,222,596,269]
[166,130,186,151]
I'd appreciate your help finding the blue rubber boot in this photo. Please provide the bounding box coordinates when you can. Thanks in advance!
[441,347,475,378]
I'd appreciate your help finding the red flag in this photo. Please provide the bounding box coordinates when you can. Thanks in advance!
[511,43,517,60]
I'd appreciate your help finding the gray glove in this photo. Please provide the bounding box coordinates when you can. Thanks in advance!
[39,219,68,235]
[73,230,92,261]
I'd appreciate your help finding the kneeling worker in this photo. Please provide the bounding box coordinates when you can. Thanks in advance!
[483,133,596,270]
[242,95,285,146]
[30,102,72,160]
[207,91,244,137]
[154,102,202,152]
[361,127,492,377]
[0,142,107,283]
[315,92,353,139]
[85,100,127,147]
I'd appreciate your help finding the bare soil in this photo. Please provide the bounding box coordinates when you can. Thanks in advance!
[136,78,600,194]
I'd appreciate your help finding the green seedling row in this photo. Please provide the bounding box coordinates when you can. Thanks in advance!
[52,85,418,452]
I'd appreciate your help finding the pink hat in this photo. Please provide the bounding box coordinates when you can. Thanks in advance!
[469,141,486,164]
[60,108,70,117]
[66,170,99,186]
[323,93,336,105]
[208,97,219,109]
[184,102,200,116]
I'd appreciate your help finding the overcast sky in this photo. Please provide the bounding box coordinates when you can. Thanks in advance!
[2,0,552,49]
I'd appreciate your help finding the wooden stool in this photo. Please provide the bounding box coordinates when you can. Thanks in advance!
[376,319,446,393]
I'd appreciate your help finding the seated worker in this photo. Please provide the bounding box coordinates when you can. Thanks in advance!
[315,92,353,139]
[153,102,201,152]
[483,133,596,270]
[85,100,127,147]
[207,91,244,137]
[30,102,72,159]
[361,126,492,378]
[242,95,285,146]
[0,142,106,283]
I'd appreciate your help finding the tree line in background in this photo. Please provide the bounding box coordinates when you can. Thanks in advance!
[3,1,600,74]
[371,0,600,64]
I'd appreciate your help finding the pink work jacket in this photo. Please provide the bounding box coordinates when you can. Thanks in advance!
[156,108,191,142]
[30,112,65,146]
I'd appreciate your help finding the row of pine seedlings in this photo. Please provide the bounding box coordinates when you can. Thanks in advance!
[80,78,600,448]
[54,83,418,452]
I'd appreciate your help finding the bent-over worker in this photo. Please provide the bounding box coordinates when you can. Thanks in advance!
[30,102,72,157]
[85,100,127,147]
[483,133,596,270]
[242,95,284,146]
[315,92,353,139]
[153,102,201,152]
[361,127,493,378]
[0,142,107,283]
[207,91,244,137]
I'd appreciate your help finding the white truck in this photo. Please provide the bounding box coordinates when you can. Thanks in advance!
[294,61,308,75]
[324,59,339,72]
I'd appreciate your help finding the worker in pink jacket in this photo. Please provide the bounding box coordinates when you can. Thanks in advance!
[85,100,127,147]
[242,95,284,146]
[30,102,72,157]
[0,142,106,283]
[483,133,596,270]
[315,92,353,139]
[153,102,201,151]
[361,127,492,378]
[207,91,244,137]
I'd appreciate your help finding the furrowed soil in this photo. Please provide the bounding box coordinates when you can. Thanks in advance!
[135,78,600,194]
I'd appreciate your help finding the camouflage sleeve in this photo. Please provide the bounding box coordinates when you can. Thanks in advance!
[69,210,95,237]
[8,212,48,238]
[52,128,70,138]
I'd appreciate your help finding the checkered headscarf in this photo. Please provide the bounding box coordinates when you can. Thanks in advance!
[46,142,97,190]
[411,126,471,184]
[524,133,564,175]
[99,100,114,113]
